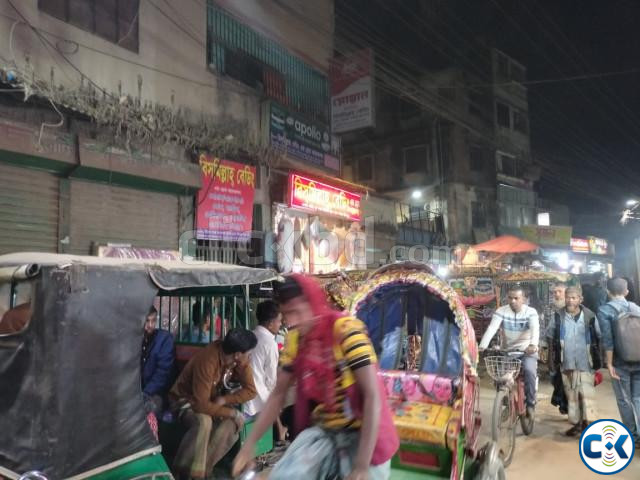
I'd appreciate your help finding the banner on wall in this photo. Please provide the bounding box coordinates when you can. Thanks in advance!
[330,49,375,133]
[520,225,572,247]
[196,155,256,242]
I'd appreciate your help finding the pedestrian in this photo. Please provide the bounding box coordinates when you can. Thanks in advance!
[479,285,539,418]
[169,328,258,480]
[245,300,281,418]
[232,275,399,480]
[583,272,608,314]
[547,287,601,436]
[141,306,176,416]
[551,283,567,312]
[597,277,640,448]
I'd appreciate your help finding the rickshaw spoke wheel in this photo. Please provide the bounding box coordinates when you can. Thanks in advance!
[491,388,516,468]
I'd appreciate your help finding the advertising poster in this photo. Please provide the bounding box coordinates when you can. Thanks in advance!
[266,101,340,173]
[330,48,375,133]
[196,154,256,242]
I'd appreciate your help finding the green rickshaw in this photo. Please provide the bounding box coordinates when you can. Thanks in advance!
[0,253,277,480]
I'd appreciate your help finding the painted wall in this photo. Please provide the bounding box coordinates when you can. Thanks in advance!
[0,0,334,139]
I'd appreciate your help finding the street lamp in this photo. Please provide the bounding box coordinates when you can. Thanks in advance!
[626,199,639,207]
[411,190,422,200]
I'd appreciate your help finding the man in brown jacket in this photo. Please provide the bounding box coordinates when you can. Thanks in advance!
[170,328,258,480]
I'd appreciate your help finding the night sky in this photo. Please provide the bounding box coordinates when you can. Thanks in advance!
[476,0,640,254]
[337,0,640,257]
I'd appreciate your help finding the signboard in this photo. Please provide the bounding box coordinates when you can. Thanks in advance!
[588,236,608,255]
[265,102,340,173]
[521,225,572,247]
[330,49,375,133]
[570,237,589,253]
[196,155,256,242]
[289,174,361,221]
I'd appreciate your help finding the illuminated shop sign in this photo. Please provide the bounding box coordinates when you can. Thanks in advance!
[289,174,361,221]
[570,237,589,253]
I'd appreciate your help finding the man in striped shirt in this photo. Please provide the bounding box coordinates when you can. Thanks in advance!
[233,275,398,480]
[480,286,540,416]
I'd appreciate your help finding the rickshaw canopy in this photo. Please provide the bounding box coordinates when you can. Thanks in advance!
[349,262,478,375]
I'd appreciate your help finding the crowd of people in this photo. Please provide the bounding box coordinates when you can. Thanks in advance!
[137,272,640,479]
[477,276,640,447]
[140,274,397,480]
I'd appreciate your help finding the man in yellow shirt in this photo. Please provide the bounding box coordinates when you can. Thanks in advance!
[233,275,398,480]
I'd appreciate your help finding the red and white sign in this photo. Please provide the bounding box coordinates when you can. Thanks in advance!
[196,155,256,242]
[289,174,361,221]
[570,237,589,253]
[330,49,375,133]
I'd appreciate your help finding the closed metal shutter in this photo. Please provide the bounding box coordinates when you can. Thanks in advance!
[0,163,59,254]
[70,180,179,255]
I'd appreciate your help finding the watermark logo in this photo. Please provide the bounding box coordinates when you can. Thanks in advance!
[579,419,634,475]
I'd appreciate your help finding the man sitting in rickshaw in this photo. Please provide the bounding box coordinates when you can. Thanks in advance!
[479,285,540,417]
[169,328,258,480]
[232,275,398,480]
[142,306,176,416]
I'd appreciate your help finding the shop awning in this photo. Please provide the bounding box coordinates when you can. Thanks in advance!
[473,235,539,253]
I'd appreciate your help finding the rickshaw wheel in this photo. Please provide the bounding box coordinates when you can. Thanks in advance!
[520,407,535,435]
[491,388,516,467]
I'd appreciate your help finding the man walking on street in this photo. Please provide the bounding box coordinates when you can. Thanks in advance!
[480,286,539,418]
[547,287,601,436]
[232,275,399,480]
[597,277,640,448]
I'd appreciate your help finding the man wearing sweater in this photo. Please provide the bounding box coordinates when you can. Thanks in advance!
[479,286,540,417]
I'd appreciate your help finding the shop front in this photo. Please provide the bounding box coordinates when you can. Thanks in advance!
[569,236,614,276]
[273,173,366,274]
[0,116,200,256]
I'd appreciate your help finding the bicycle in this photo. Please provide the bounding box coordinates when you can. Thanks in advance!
[484,350,535,467]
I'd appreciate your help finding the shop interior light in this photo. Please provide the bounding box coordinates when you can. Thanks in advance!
[437,266,449,278]
[411,190,422,200]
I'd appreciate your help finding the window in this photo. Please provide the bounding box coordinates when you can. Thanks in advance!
[469,146,485,172]
[39,0,139,51]
[472,202,486,229]
[403,145,429,175]
[0,280,33,335]
[496,102,510,128]
[513,110,528,134]
[357,155,373,182]
[497,153,517,177]
[207,4,329,122]
[537,212,550,226]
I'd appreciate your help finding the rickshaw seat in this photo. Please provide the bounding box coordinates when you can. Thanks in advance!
[379,370,460,406]
[378,370,462,448]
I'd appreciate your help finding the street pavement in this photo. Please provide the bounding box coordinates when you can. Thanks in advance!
[477,374,640,479]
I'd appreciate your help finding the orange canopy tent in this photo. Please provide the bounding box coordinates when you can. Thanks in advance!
[472,235,539,253]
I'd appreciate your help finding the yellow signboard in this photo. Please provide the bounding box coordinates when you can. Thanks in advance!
[520,225,572,247]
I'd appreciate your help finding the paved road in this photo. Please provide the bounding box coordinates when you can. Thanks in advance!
[477,374,640,480]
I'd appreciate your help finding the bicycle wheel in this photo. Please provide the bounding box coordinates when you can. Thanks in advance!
[520,406,535,435]
[491,388,516,467]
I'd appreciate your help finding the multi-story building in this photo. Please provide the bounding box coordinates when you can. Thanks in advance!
[341,45,536,256]
[0,0,338,265]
